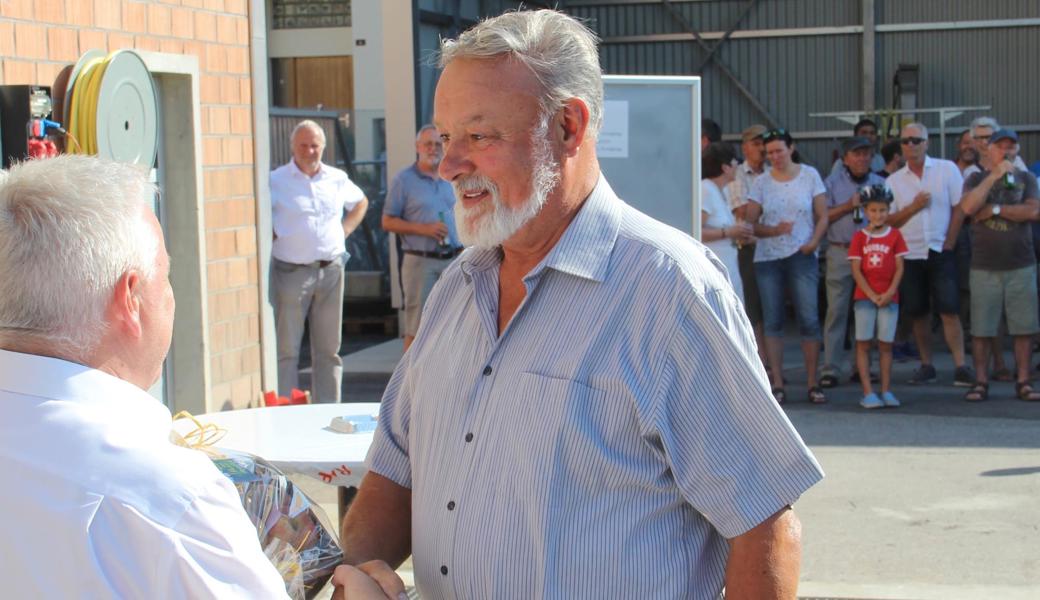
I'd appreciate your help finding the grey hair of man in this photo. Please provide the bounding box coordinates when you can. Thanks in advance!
[0,155,158,358]
[902,122,929,138]
[416,124,438,141]
[969,116,1000,134]
[291,119,326,145]
[437,9,604,139]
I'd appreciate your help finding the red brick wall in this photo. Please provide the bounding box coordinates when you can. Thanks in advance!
[0,0,265,410]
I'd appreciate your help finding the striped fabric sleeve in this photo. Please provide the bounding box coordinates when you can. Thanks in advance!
[364,357,414,489]
[649,287,824,538]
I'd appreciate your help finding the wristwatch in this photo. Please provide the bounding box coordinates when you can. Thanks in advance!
[992,204,1002,217]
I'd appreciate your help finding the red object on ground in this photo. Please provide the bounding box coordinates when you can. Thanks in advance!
[289,388,310,405]
[263,391,289,407]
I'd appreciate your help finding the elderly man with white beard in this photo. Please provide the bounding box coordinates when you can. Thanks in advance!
[336,10,823,600]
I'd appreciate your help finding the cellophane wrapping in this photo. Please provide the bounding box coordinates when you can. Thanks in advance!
[209,448,343,599]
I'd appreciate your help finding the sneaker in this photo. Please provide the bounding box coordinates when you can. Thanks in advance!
[908,363,937,385]
[881,391,901,407]
[860,393,884,409]
[953,365,975,387]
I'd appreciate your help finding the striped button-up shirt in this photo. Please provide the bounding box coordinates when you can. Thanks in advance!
[367,175,823,599]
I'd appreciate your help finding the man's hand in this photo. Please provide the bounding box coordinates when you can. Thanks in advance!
[424,221,450,241]
[990,159,1014,179]
[798,242,817,255]
[774,221,794,236]
[331,561,406,600]
[850,191,862,209]
[911,191,932,212]
[731,221,755,244]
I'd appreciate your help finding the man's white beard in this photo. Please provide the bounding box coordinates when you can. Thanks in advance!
[453,116,560,249]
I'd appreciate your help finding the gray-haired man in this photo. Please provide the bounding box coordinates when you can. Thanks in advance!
[382,125,463,352]
[340,9,823,599]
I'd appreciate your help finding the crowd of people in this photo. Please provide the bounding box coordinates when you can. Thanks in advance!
[702,116,1040,407]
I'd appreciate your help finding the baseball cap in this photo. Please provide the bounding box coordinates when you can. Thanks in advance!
[841,136,874,155]
[989,129,1018,144]
[741,124,767,142]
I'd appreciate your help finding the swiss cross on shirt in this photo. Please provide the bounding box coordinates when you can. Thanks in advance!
[868,253,883,267]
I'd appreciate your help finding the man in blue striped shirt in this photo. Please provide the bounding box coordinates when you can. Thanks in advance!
[339,10,824,600]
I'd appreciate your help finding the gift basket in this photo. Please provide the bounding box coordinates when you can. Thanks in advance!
[173,414,343,599]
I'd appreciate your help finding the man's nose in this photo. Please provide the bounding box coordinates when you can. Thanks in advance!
[438,141,471,181]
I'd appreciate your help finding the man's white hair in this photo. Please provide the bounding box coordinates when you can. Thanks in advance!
[970,116,1000,133]
[292,119,326,145]
[0,155,157,357]
[903,122,929,138]
[416,124,438,141]
[438,9,604,138]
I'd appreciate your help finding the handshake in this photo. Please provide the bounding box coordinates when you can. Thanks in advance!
[331,561,407,600]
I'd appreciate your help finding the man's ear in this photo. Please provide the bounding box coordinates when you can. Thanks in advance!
[557,98,591,158]
[110,270,144,339]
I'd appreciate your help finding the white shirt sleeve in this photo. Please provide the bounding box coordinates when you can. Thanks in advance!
[89,478,291,599]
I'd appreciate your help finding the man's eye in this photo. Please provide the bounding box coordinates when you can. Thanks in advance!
[470,133,485,142]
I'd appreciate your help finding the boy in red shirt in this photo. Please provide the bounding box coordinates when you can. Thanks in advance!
[849,185,909,409]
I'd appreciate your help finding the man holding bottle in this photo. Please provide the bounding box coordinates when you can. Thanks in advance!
[383,124,463,351]
[958,129,1040,402]
[820,136,886,387]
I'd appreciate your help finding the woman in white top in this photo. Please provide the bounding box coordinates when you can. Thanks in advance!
[700,142,753,303]
[745,129,829,405]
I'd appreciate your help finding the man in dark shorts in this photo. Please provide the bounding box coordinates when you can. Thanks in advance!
[886,123,974,386]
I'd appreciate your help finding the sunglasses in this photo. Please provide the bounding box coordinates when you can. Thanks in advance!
[762,128,788,142]
[900,137,926,146]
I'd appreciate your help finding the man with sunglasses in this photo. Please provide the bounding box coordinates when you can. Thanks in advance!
[887,123,974,386]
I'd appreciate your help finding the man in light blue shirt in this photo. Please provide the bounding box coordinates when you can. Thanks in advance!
[382,125,462,351]
[342,10,823,599]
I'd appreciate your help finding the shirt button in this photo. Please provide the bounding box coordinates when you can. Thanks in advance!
[440,565,448,575]
[482,365,492,376]
[447,501,456,511]
[465,432,473,443]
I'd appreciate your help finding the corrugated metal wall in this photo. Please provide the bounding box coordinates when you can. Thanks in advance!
[565,0,1040,171]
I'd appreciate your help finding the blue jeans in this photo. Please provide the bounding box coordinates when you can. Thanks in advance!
[755,252,821,340]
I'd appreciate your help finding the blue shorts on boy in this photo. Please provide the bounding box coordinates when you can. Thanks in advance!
[848,226,908,342]
[854,300,899,342]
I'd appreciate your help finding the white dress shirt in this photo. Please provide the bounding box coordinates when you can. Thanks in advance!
[0,349,289,599]
[887,156,964,259]
[270,160,366,264]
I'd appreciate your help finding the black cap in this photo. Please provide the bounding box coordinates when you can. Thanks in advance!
[841,136,874,156]
[989,129,1018,144]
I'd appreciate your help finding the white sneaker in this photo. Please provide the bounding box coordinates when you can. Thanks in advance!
[860,393,884,409]
[882,391,901,407]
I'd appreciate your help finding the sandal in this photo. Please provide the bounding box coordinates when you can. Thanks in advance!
[1015,381,1040,402]
[991,368,1014,382]
[818,373,839,388]
[807,386,827,404]
[772,387,786,405]
[964,381,989,402]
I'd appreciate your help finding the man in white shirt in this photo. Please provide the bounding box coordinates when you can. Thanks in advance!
[886,122,974,386]
[0,155,289,597]
[270,120,369,403]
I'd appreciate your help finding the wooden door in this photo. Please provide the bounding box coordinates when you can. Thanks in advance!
[274,55,354,110]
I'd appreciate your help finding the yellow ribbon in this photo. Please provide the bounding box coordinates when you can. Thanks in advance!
[171,411,227,449]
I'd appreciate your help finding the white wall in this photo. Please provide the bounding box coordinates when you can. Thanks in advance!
[267,27,354,58]
[351,1,386,161]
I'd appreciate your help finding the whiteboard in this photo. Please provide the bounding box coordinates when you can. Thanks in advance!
[597,75,701,239]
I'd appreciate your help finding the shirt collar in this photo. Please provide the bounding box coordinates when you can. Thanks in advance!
[0,349,171,429]
[411,163,441,182]
[896,155,936,177]
[460,173,622,285]
[288,159,325,179]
